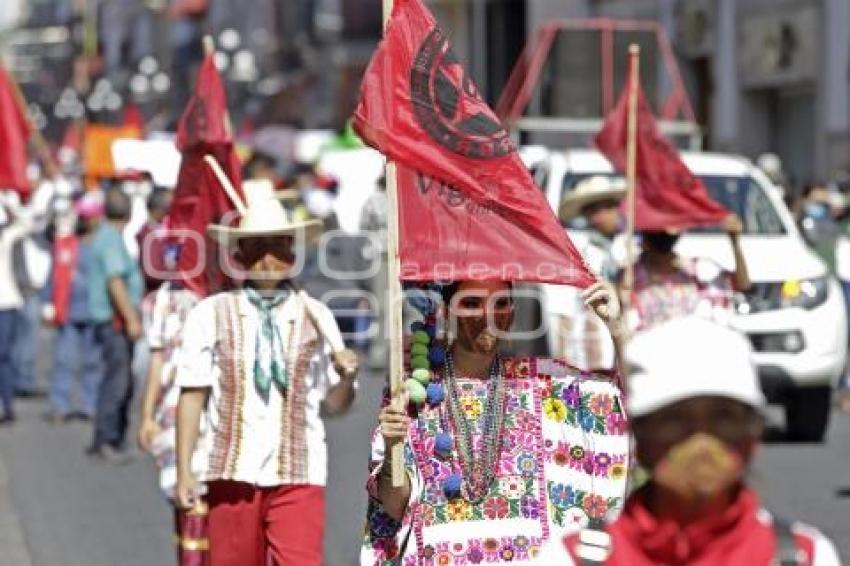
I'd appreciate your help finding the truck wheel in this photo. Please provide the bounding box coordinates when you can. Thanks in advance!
[784,386,832,442]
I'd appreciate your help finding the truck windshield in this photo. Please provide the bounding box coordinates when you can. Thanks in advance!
[561,174,786,235]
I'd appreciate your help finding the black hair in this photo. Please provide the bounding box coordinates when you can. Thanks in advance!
[147,187,172,214]
[104,188,131,221]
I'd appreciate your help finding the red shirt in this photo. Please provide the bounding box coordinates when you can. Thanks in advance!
[563,487,838,566]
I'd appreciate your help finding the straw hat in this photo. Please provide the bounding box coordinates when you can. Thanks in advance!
[558,175,626,222]
[206,179,322,244]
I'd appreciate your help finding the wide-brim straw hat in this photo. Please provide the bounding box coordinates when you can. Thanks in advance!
[207,179,322,245]
[558,175,626,222]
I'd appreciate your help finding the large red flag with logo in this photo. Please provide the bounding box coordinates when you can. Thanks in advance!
[0,65,32,198]
[163,52,244,296]
[595,58,728,231]
[353,0,594,287]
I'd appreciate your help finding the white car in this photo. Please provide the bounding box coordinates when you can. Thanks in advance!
[526,148,847,442]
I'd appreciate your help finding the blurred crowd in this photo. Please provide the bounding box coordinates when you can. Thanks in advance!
[0,134,385,448]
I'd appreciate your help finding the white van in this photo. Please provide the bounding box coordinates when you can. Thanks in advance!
[527,148,847,442]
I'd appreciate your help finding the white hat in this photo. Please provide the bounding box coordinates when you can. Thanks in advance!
[558,175,626,222]
[207,179,322,244]
[625,317,765,418]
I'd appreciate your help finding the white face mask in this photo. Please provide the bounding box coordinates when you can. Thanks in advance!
[304,189,335,219]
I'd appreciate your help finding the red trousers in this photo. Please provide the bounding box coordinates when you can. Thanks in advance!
[206,481,324,566]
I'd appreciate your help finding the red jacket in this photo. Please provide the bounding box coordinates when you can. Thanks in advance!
[563,487,838,566]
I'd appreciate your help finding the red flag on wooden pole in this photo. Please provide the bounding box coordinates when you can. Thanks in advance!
[595,54,728,232]
[0,65,32,198]
[164,42,245,297]
[353,0,595,288]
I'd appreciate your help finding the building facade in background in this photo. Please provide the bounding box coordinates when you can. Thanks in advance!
[443,0,850,187]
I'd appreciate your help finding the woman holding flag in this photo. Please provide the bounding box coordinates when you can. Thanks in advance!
[362,280,629,564]
[353,1,629,563]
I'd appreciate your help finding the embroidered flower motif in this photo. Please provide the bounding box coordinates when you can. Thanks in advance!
[466,547,484,563]
[447,498,472,521]
[498,475,525,499]
[483,495,510,519]
[516,453,536,477]
[515,410,537,431]
[514,536,530,550]
[499,545,515,561]
[460,395,483,419]
[548,483,575,508]
[583,494,609,519]
[609,462,627,481]
[593,452,612,474]
[543,398,567,422]
[569,445,586,461]
[435,551,452,565]
[551,442,569,466]
[483,537,501,553]
[520,495,540,519]
[606,412,628,435]
[561,383,581,409]
[588,393,614,417]
[579,407,597,432]
[421,545,436,559]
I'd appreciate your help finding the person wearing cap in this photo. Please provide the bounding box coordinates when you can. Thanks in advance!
[41,191,104,423]
[553,176,625,370]
[174,179,360,565]
[625,214,750,333]
[557,317,840,566]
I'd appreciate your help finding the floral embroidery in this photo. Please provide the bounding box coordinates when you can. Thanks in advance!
[460,395,483,419]
[543,397,567,421]
[546,381,625,435]
[483,496,510,520]
[588,393,614,417]
[497,475,525,499]
[362,358,629,565]
[547,480,621,527]
[447,498,472,522]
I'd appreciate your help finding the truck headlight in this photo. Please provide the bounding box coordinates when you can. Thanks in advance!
[781,277,828,310]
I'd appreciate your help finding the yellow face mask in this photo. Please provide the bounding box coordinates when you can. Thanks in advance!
[652,433,744,503]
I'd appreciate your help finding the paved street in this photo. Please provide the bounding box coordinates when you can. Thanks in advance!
[0,362,848,565]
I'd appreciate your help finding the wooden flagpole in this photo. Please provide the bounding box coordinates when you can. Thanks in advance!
[623,44,640,326]
[382,0,406,487]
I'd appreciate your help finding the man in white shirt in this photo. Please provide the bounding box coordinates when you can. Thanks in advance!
[174,180,359,566]
[0,192,31,423]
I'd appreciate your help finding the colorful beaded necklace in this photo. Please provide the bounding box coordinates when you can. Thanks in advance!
[439,350,508,503]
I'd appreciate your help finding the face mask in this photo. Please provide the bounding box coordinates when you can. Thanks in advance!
[804,202,828,220]
[652,432,744,503]
[642,231,680,254]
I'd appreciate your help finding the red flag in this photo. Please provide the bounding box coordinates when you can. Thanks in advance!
[353,0,594,287]
[595,58,728,231]
[0,65,32,198]
[165,53,244,297]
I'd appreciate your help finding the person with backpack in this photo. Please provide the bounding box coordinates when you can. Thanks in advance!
[557,316,840,566]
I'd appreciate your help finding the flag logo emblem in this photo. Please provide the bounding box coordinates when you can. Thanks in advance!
[410,28,513,159]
